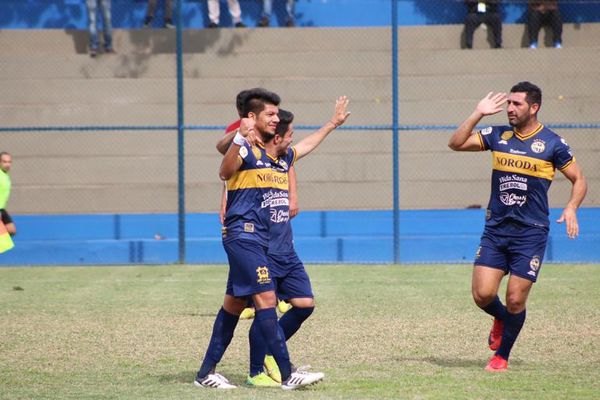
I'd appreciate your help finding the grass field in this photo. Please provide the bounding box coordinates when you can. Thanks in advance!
[1,264,599,399]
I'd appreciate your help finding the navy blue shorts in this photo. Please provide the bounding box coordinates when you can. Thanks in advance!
[268,251,314,300]
[223,239,275,298]
[474,220,548,282]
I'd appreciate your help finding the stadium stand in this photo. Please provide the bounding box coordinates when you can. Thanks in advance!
[1,6,599,264]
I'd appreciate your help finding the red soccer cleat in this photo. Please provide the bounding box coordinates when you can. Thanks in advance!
[488,318,504,351]
[485,355,508,372]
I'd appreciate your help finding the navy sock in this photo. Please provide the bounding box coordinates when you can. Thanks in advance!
[196,307,239,379]
[255,307,292,381]
[250,306,315,376]
[481,296,507,321]
[496,309,526,361]
[279,306,314,340]
[248,319,267,376]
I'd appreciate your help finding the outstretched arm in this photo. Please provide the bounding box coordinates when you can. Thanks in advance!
[557,161,587,239]
[448,92,507,152]
[293,96,351,160]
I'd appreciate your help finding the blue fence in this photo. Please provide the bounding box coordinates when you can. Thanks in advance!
[2,208,599,265]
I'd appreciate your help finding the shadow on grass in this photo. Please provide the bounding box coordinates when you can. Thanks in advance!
[422,356,523,368]
[156,371,247,385]
[157,371,195,384]
[184,312,217,317]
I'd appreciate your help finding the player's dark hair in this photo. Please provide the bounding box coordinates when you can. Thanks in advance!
[275,109,294,137]
[0,152,10,158]
[241,88,281,117]
[235,89,251,116]
[511,81,542,108]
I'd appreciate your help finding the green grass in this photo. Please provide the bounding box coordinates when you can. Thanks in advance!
[0,264,599,399]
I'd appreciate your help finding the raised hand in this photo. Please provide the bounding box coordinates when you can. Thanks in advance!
[330,96,351,127]
[476,92,507,116]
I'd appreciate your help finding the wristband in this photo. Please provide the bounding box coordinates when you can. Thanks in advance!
[232,131,247,146]
[328,120,339,128]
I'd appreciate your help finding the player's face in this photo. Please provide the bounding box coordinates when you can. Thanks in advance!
[254,104,280,137]
[506,92,536,128]
[275,124,294,156]
[0,154,12,173]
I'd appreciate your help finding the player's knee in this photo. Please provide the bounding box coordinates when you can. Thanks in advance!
[253,290,277,309]
[223,295,247,315]
[505,295,526,313]
[289,297,314,308]
[472,289,495,308]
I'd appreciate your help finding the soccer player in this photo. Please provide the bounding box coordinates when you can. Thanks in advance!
[0,152,16,236]
[194,90,350,389]
[448,82,587,372]
[217,89,294,323]
[245,107,328,387]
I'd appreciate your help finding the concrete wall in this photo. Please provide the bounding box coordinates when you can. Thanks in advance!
[1,26,599,214]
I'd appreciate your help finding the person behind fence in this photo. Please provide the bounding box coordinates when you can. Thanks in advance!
[258,0,295,27]
[0,152,16,236]
[207,0,246,28]
[528,0,563,49]
[143,0,174,29]
[464,0,502,49]
[86,0,114,57]
[448,82,587,372]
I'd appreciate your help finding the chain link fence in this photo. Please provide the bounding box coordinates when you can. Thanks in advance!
[0,0,598,264]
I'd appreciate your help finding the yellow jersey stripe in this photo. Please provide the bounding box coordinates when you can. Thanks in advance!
[227,168,289,191]
[492,151,555,180]
[558,157,575,171]
[476,132,485,150]
[515,123,543,140]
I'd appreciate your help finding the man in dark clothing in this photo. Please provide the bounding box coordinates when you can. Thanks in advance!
[464,1,502,49]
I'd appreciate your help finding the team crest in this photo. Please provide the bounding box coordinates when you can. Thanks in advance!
[531,139,546,154]
[480,127,493,135]
[256,266,271,285]
[528,255,541,277]
[244,222,255,233]
[501,131,513,141]
[252,147,262,159]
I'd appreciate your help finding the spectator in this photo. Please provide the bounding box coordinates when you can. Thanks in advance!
[258,0,295,27]
[464,1,502,49]
[143,0,174,29]
[86,0,114,57]
[0,152,16,237]
[528,1,562,48]
[207,0,246,28]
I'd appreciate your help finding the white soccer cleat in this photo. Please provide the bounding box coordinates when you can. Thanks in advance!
[281,370,324,390]
[194,372,237,389]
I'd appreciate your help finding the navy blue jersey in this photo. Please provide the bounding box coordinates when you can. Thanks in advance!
[223,143,289,247]
[477,124,574,228]
[267,147,297,255]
